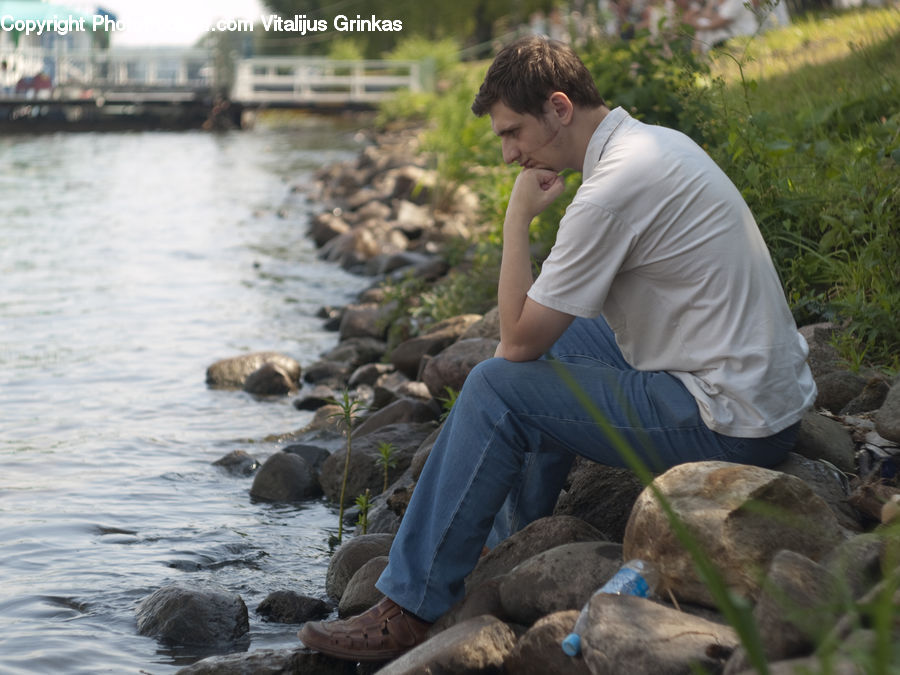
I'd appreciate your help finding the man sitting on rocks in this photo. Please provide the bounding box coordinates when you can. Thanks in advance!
[299,35,816,661]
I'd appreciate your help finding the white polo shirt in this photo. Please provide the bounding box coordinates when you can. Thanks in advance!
[527,107,816,437]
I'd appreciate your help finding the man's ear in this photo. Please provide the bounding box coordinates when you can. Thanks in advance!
[547,92,574,124]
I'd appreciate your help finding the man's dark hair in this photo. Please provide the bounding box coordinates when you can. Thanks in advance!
[471,36,605,118]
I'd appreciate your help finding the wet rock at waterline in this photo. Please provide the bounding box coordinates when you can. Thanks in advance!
[281,443,330,473]
[337,555,388,618]
[242,362,298,396]
[325,533,395,601]
[212,450,259,477]
[205,352,300,390]
[175,648,357,675]
[256,590,330,624]
[249,452,322,502]
[318,422,435,505]
[136,583,249,647]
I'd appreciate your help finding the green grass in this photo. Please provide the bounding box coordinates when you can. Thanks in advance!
[700,6,900,370]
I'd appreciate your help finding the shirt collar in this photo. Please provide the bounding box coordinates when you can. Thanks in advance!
[582,106,630,178]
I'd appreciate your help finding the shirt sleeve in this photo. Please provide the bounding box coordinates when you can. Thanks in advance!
[526,199,638,318]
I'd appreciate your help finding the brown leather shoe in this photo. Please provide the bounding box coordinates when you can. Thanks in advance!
[298,596,431,661]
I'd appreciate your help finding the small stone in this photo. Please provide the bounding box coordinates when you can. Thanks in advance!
[257,591,330,624]
[212,450,259,477]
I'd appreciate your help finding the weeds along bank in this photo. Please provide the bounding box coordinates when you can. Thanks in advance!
[377,6,900,373]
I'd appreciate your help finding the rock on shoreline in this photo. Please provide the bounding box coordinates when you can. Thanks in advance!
[162,128,900,674]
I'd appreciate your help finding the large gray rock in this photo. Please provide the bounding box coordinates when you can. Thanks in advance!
[302,360,352,387]
[348,362,395,388]
[432,576,507,633]
[175,648,357,674]
[376,615,517,675]
[323,337,388,371]
[389,314,482,378]
[820,533,886,602]
[351,398,439,439]
[206,352,301,390]
[582,595,738,674]
[840,376,890,415]
[136,583,249,647]
[319,227,379,271]
[814,370,867,413]
[744,657,868,675]
[337,556,388,617]
[421,338,499,399]
[503,610,592,675]
[498,541,623,625]
[256,590,330,624]
[467,516,607,592]
[293,385,338,411]
[875,381,900,443]
[798,323,843,380]
[553,460,645,542]
[725,550,839,673]
[461,306,501,341]
[309,211,351,248]
[319,422,435,503]
[338,303,391,341]
[249,452,322,503]
[282,444,330,473]
[242,362,298,395]
[774,452,862,531]
[792,412,857,474]
[623,461,848,607]
[325,533,394,601]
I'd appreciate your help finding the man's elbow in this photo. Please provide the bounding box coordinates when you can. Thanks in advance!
[496,341,541,362]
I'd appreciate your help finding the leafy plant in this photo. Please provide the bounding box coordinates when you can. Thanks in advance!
[355,489,372,534]
[438,386,460,422]
[329,390,367,545]
[376,441,399,493]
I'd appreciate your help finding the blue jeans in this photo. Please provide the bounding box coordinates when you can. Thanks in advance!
[375,317,798,622]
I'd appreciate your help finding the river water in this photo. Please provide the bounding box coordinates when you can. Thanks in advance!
[0,120,372,673]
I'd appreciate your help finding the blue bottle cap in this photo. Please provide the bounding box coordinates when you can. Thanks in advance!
[561,632,581,656]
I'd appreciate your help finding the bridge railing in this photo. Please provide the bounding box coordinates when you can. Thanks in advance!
[0,47,212,93]
[232,57,422,106]
[2,48,426,106]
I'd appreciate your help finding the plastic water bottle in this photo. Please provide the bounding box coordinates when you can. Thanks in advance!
[561,559,658,657]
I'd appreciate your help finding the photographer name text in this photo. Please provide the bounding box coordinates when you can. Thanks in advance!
[211,14,403,35]
[0,13,402,38]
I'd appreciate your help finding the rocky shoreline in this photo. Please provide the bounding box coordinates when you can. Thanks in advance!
[141,127,899,674]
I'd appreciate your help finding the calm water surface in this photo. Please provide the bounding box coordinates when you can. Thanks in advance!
[0,122,371,673]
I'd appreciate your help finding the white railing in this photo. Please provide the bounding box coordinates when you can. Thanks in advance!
[0,47,212,94]
[1,49,425,106]
[232,57,421,105]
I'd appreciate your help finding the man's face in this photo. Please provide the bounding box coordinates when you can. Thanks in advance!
[489,100,564,171]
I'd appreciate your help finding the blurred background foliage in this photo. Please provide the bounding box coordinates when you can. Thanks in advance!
[251,1,899,370]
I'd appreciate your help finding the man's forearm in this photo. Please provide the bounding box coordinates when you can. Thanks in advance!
[497,208,534,356]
